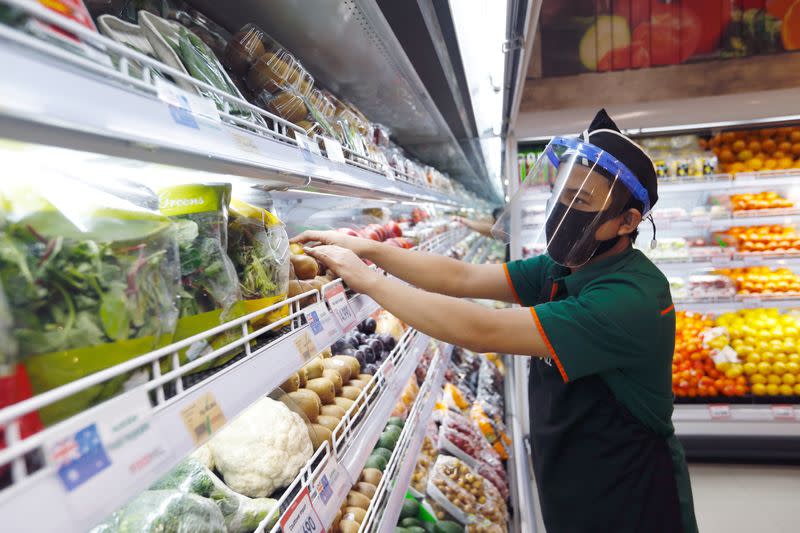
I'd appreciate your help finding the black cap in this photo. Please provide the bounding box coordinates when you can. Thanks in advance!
[584,109,658,212]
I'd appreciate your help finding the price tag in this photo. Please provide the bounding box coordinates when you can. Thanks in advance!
[295,133,321,161]
[742,253,760,265]
[304,303,342,350]
[742,297,762,308]
[324,281,357,331]
[154,78,219,128]
[691,215,711,228]
[708,404,731,420]
[280,487,325,533]
[384,165,397,181]
[231,132,261,155]
[772,405,796,420]
[294,330,319,363]
[710,254,731,267]
[310,457,349,526]
[321,136,346,164]
[180,391,226,445]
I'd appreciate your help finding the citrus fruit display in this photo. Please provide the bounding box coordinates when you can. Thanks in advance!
[724,224,800,253]
[730,191,794,211]
[714,266,800,295]
[708,126,800,174]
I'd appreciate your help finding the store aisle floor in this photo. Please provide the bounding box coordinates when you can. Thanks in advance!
[690,463,800,533]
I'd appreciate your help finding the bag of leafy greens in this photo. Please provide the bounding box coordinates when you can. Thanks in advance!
[157,183,246,372]
[227,198,290,330]
[0,175,180,426]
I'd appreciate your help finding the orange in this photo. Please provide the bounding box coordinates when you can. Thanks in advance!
[779,141,792,153]
[762,138,777,153]
[719,148,734,164]
[767,383,781,395]
[767,0,797,18]
[731,162,747,173]
[738,149,754,161]
[779,157,794,169]
[721,131,736,143]
[765,158,778,170]
[781,384,795,395]
[794,383,800,395]
[752,383,768,396]
[792,143,800,156]
[747,158,764,171]
[732,139,746,153]
[783,0,800,50]
[774,150,786,159]
[792,130,800,143]
[748,140,762,153]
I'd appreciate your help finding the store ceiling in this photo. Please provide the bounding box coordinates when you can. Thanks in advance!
[187,0,502,203]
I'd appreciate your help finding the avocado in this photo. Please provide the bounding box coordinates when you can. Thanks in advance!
[434,521,463,533]
[377,430,400,451]
[394,528,409,533]
[420,523,436,533]
[387,416,405,428]
[364,454,388,472]
[399,499,420,520]
[372,447,393,462]
[400,518,423,528]
[406,528,426,533]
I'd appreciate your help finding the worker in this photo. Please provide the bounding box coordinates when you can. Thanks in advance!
[293,109,697,533]
[454,207,503,238]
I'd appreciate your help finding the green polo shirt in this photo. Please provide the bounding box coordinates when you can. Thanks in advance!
[505,246,697,533]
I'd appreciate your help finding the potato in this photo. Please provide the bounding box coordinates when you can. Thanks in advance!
[279,373,299,392]
[360,468,382,486]
[354,482,376,499]
[333,355,361,377]
[338,519,360,533]
[291,254,319,280]
[307,423,332,450]
[339,386,361,401]
[323,369,344,393]
[323,358,352,383]
[321,404,346,419]
[286,390,320,422]
[303,357,325,380]
[347,379,367,390]
[316,415,340,432]
[334,397,355,411]
[342,507,366,525]
[305,378,336,405]
[346,490,371,510]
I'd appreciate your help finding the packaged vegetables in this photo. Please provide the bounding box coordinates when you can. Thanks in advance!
[0,176,179,425]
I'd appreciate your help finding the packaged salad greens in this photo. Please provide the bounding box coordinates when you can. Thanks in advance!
[0,175,180,425]
[157,183,245,372]
[227,198,290,329]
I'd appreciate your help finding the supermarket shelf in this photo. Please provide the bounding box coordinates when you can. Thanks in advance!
[0,0,460,207]
[656,212,800,233]
[674,295,800,313]
[652,252,800,273]
[0,224,464,532]
[262,329,434,533]
[359,343,452,533]
[658,172,800,194]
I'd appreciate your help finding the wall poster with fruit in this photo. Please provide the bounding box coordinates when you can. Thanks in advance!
[539,0,800,77]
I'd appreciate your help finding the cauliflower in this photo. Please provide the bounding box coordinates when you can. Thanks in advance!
[208,397,313,498]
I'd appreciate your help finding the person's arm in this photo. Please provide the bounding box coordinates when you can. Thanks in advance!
[305,245,547,355]
[292,230,516,302]
[454,216,494,238]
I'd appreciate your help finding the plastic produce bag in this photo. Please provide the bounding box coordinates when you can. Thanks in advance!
[227,198,290,329]
[0,175,180,425]
[90,489,226,533]
[157,183,245,373]
[151,457,278,533]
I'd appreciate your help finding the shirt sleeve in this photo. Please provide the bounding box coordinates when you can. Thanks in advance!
[504,256,548,306]
[531,276,661,383]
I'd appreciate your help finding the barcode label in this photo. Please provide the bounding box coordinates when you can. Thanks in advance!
[325,281,357,331]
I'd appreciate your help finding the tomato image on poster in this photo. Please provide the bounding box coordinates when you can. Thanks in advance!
[539,0,800,77]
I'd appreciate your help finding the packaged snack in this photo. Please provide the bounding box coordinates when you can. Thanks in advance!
[0,175,180,425]
[427,455,507,525]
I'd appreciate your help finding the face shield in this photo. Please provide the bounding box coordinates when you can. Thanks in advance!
[493,136,651,268]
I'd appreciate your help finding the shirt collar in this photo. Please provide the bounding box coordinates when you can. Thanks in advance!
[551,246,636,295]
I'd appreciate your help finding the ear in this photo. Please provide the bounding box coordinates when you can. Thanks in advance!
[617,208,642,236]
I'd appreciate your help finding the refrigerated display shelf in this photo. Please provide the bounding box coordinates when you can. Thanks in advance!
[674,295,800,313]
[657,171,800,194]
[652,252,800,273]
[259,330,436,533]
[358,343,452,533]
[0,226,467,532]
[0,0,461,207]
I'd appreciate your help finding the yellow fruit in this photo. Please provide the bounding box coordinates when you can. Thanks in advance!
[743,362,758,375]
[780,384,794,396]
[761,352,775,364]
[767,383,781,395]
[725,366,743,378]
[788,361,800,374]
[751,374,767,385]
[794,383,800,395]
[752,383,768,396]
[758,362,773,375]
[775,353,789,364]
[768,374,783,385]
[783,374,797,386]
[774,361,788,375]
[738,149,754,161]
[747,158,764,171]
[747,353,761,364]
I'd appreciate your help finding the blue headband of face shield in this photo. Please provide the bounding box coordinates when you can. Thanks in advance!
[545,136,651,216]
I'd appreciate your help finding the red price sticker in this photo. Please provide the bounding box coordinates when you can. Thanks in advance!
[324,281,357,331]
[280,487,325,533]
[708,405,731,420]
[772,405,796,421]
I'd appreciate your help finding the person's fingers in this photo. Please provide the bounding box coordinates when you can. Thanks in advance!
[290,230,320,244]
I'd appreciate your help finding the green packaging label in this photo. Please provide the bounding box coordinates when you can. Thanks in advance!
[158,183,231,216]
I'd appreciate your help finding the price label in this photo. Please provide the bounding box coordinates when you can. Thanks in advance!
[293,330,319,363]
[772,405,796,420]
[710,254,731,267]
[280,487,325,533]
[321,136,346,164]
[295,133,321,161]
[180,391,226,445]
[384,164,397,181]
[310,457,349,526]
[691,215,711,228]
[154,78,219,128]
[231,132,261,155]
[742,297,762,309]
[324,281,357,331]
[303,303,342,350]
[742,253,760,265]
[708,404,731,420]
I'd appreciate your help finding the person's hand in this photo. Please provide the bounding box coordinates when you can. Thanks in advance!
[303,245,381,294]
[291,230,371,255]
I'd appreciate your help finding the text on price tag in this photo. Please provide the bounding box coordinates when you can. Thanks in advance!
[321,137,346,164]
[304,303,342,349]
[325,281,357,331]
[772,404,796,421]
[708,404,731,420]
[180,391,226,445]
[294,330,319,363]
[280,487,325,533]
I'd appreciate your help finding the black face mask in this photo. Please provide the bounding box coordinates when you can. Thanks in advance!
[545,201,620,266]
